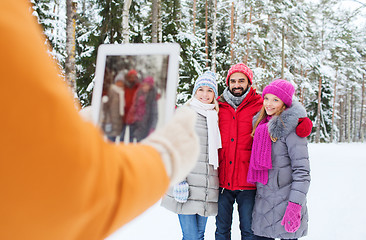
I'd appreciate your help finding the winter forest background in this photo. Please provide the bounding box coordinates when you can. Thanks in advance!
[30,0,366,143]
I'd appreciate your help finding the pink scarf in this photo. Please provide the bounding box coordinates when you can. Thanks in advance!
[247,116,272,185]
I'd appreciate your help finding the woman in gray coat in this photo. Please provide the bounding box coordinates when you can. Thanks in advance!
[161,71,221,240]
[247,79,311,240]
[103,71,125,141]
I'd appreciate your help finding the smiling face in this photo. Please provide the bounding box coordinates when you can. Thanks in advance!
[141,83,151,93]
[263,93,285,116]
[126,73,138,85]
[115,80,124,88]
[228,72,250,97]
[195,85,215,104]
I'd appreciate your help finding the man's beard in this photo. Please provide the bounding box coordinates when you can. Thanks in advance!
[125,80,137,88]
[229,87,248,97]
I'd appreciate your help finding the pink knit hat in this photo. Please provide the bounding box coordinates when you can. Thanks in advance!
[262,79,295,107]
[142,76,154,86]
[226,63,253,85]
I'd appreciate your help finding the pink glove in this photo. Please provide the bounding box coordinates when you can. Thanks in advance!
[281,202,302,233]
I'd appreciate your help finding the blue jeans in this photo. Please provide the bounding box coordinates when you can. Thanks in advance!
[107,135,117,142]
[178,214,208,240]
[215,188,256,240]
[119,124,136,142]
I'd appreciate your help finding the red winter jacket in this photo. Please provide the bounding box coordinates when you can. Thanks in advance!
[218,87,263,190]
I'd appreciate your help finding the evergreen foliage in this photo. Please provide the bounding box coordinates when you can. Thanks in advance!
[30,0,366,142]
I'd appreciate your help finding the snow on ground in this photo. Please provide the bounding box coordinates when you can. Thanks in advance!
[106,143,366,240]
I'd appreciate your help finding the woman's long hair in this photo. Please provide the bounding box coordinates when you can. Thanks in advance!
[213,98,219,113]
[251,104,286,140]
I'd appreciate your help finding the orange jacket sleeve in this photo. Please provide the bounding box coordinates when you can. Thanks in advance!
[0,1,169,240]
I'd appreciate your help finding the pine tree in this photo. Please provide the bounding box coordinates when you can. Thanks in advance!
[165,0,202,104]
[32,0,366,142]
[74,0,101,107]
[31,0,66,69]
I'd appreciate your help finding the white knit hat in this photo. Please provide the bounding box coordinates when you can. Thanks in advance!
[192,71,218,98]
[114,71,124,82]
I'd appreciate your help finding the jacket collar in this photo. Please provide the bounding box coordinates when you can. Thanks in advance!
[219,87,259,110]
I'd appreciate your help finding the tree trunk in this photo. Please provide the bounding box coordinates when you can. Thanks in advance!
[158,0,162,43]
[81,0,86,12]
[344,94,348,142]
[205,0,209,67]
[244,5,252,64]
[211,0,217,72]
[352,86,357,142]
[359,74,365,142]
[230,1,234,64]
[330,74,337,142]
[362,121,365,143]
[281,26,285,79]
[65,0,77,94]
[151,0,159,43]
[315,75,322,143]
[122,0,132,43]
[347,88,351,143]
[298,66,305,104]
[339,95,344,142]
[51,4,56,35]
[193,0,197,35]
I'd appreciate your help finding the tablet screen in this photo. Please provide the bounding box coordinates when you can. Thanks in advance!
[91,43,180,143]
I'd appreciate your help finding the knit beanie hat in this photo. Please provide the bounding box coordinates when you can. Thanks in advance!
[126,69,138,78]
[192,71,218,98]
[114,71,124,82]
[262,79,295,107]
[142,76,154,86]
[226,63,253,85]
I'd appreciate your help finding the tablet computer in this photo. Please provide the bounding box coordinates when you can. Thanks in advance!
[91,43,180,143]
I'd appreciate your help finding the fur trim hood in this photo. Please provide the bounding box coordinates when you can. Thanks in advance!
[253,101,307,139]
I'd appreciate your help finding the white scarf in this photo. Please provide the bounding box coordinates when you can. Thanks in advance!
[189,98,222,169]
[110,84,125,116]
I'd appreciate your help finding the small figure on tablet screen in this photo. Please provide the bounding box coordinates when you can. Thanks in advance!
[126,76,158,141]
[103,70,126,142]
[121,69,140,142]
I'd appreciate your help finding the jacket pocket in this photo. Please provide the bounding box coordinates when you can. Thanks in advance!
[277,166,292,189]
[237,149,251,186]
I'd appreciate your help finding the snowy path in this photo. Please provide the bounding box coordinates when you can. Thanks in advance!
[106,143,366,240]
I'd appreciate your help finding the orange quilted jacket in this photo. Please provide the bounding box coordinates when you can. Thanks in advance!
[0,1,169,239]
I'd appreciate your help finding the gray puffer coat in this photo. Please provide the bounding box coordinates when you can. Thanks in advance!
[251,101,311,239]
[161,112,219,217]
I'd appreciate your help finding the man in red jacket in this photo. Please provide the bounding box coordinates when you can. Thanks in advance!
[215,63,312,239]
[215,63,262,240]
[122,69,140,142]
